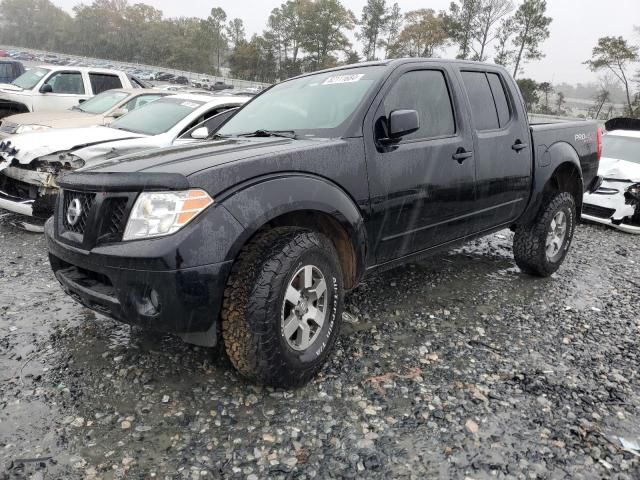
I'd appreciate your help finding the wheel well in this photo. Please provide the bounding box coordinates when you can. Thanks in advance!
[544,163,583,211]
[259,210,360,289]
[0,101,29,117]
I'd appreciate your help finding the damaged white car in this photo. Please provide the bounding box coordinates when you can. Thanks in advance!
[0,93,247,223]
[583,121,640,234]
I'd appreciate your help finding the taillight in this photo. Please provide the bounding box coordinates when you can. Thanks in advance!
[596,127,603,161]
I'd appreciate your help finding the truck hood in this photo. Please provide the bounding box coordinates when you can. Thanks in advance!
[80,136,337,177]
[7,110,100,129]
[0,126,145,167]
[0,83,24,92]
[599,156,640,183]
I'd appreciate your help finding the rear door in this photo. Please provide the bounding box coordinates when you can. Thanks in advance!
[88,72,124,95]
[364,65,477,263]
[459,69,531,231]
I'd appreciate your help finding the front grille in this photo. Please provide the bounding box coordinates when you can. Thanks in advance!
[583,204,615,219]
[0,121,16,134]
[62,190,95,234]
[99,197,129,241]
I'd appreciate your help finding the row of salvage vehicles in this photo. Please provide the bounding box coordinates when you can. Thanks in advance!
[0,85,250,230]
[0,89,638,235]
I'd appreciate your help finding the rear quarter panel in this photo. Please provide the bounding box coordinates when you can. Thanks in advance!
[530,121,600,190]
[518,121,600,225]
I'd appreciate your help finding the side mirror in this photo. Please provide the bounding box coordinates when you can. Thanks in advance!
[78,99,87,104]
[387,110,420,140]
[110,108,127,119]
[190,127,209,139]
[40,83,53,94]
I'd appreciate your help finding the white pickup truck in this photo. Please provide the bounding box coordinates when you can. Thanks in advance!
[0,66,146,119]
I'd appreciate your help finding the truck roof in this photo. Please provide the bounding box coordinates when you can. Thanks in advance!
[289,57,510,81]
[32,65,130,75]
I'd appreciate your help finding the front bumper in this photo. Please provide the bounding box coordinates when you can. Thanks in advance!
[0,189,34,216]
[582,212,640,234]
[0,165,59,218]
[45,218,233,339]
[582,180,639,234]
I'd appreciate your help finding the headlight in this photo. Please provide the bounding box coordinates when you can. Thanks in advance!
[36,152,85,170]
[626,183,640,202]
[123,189,214,241]
[15,124,51,134]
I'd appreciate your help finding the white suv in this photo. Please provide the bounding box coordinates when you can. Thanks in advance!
[0,66,144,119]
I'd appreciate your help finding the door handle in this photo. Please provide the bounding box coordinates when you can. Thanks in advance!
[452,148,473,164]
[512,140,529,152]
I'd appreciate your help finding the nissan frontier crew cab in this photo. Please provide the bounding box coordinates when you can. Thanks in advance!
[45,59,601,387]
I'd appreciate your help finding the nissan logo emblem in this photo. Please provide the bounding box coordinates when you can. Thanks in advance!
[66,198,83,226]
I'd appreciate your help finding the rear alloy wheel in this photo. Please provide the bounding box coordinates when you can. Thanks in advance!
[222,227,343,387]
[545,211,568,263]
[513,192,576,277]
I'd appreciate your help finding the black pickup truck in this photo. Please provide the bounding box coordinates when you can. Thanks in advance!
[45,59,601,387]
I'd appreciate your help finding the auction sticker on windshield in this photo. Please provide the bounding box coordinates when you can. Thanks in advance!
[322,74,365,85]
[180,101,200,109]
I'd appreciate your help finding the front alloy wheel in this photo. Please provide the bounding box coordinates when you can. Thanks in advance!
[222,227,344,387]
[282,265,328,351]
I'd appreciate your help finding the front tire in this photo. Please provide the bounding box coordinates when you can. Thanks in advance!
[221,227,344,387]
[513,192,577,277]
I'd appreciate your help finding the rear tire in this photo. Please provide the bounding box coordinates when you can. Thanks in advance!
[513,192,576,277]
[221,227,344,387]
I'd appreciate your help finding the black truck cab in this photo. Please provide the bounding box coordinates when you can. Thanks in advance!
[46,59,601,386]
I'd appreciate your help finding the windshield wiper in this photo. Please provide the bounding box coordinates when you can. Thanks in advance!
[236,129,297,139]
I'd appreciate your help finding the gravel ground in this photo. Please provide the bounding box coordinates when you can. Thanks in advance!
[1,216,639,479]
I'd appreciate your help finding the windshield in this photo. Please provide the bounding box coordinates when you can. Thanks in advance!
[78,90,128,114]
[603,135,640,165]
[11,67,50,90]
[109,97,205,136]
[218,66,384,137]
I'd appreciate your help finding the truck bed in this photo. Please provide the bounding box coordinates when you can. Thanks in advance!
[530,120,600,192]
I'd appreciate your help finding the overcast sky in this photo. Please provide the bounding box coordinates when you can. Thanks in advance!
[52,0,640,85]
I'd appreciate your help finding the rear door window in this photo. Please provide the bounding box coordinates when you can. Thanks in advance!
[461,71,499,131]
[89,73,123,94]
[487,73,511,127]
[383,70,456,141]
[45,71,85,94]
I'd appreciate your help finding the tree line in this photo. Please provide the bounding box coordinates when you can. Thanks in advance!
[516,32,640,120]
[0,0,554,83]
[4,0,640,120]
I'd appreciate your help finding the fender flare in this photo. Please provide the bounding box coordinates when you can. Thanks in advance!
[220,173,368,285]
[519,141,584,225]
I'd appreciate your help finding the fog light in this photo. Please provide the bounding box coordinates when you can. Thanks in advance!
[135,288,162,316]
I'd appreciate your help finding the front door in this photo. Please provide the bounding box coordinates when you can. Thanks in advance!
[364,66,477,264]
[459,69,531,230]
[32,70,89,112]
